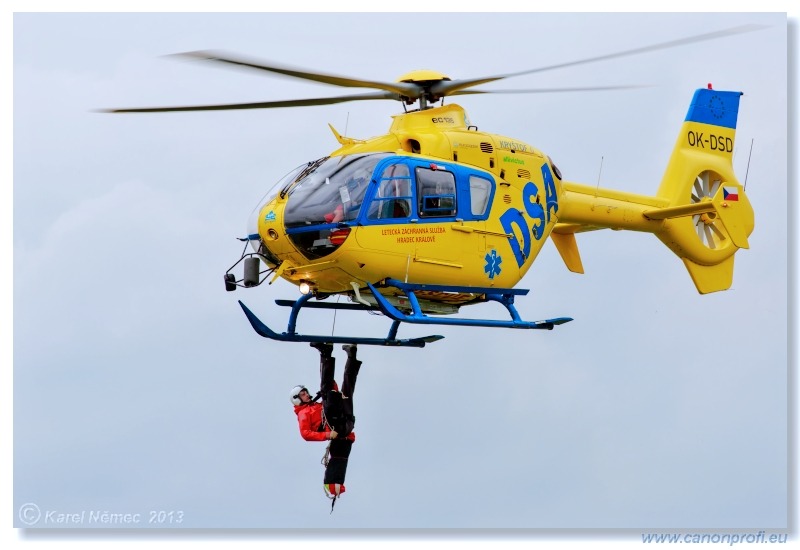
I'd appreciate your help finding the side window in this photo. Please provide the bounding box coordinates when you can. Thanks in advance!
[367,164,412,220]
[469,175,492,217]
[416,167,456,217]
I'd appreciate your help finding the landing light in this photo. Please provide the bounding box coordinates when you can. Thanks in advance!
[299,282,312,295]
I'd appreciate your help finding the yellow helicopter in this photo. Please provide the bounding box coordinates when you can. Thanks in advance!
[106,26,757,347]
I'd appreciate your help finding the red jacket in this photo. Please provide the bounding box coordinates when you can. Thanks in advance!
[294,402,355,442]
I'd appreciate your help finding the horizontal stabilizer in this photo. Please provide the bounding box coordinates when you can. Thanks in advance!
[643,182,750,250]
[642,202,716,220]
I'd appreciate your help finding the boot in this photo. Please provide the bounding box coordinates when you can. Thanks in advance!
[310,342,333,357]
[342,344,357,359]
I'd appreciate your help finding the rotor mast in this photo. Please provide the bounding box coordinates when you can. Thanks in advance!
[395,69,453,111]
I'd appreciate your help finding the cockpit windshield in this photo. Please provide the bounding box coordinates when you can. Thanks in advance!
[284,154,389,227]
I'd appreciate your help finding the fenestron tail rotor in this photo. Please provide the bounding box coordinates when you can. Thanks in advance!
[692,171,727,250]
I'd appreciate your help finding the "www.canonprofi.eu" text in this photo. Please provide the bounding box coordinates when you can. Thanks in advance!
[642,531,789,545]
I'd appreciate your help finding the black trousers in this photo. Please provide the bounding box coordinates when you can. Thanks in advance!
[319,354,360,436]
[319,354,361,486]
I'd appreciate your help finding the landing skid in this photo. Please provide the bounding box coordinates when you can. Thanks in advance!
[238,299,444,347]
[237,279,571,346]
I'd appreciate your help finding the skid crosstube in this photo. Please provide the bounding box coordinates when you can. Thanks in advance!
[238,300,444,347]
[367,279,573,330]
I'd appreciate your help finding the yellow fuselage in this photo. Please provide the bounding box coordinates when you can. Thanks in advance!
[254,90,754,298]
[256,104,562,296]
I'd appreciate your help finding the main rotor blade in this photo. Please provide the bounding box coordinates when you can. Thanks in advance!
[449,84,650,96]
[174,50,422,98]
[101,91,401,113]
[432,24,767,96]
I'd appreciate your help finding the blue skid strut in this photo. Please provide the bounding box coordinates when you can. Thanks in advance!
[367,278,573,330]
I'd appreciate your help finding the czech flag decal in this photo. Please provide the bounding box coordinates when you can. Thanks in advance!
[723,186,739,201]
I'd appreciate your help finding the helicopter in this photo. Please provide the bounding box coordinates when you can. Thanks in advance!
[105,26,758,347]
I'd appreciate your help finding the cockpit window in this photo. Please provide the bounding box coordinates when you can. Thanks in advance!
[284,154,388,228]
[367,164,412,219]
[282,153,389,261]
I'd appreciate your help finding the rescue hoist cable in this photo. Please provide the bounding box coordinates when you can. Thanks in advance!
[330,294,342,336]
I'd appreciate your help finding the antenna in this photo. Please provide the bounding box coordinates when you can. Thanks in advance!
[595,156,604,197]
[743,138,754,191]
[344,112,350,136]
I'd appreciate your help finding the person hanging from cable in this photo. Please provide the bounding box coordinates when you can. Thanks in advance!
[290,343,361,510]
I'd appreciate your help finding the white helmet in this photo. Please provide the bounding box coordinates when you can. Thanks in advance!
[290,385,309,406]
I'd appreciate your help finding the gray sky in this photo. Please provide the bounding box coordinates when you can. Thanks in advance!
[6,6,794,544]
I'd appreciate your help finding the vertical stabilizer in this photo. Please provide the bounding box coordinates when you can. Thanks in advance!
[647,87,754,293]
